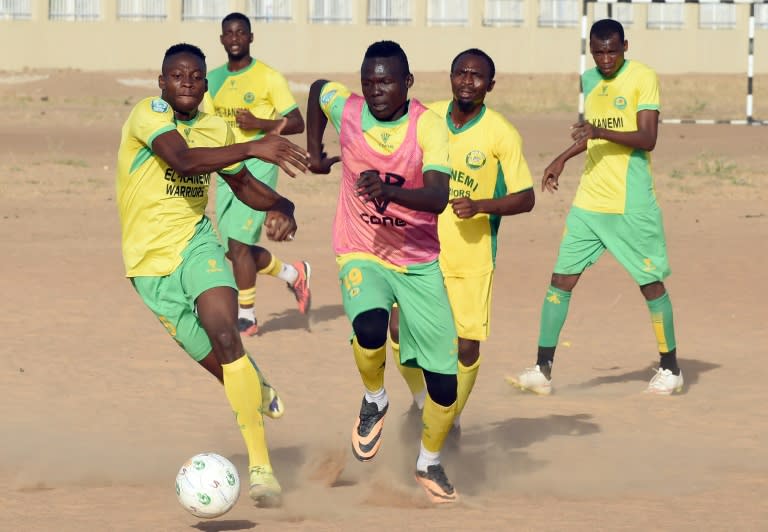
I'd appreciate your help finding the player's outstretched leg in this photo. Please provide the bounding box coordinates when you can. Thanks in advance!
[415,371,458,504]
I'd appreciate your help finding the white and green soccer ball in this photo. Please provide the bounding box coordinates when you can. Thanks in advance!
[175,452,240,518]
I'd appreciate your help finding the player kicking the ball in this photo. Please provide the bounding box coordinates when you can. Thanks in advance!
[116,43,307,507]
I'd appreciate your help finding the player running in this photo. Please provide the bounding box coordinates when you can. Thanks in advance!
[203,12,310,336]
[390,48,535,435]
[116,43,307,507]
[306,41,461,504]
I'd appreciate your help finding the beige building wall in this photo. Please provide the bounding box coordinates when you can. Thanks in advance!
[1,0,765,74]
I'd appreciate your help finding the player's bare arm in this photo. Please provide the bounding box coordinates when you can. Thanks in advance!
[452,187,535,219]
[151,129,307,177]
[571,109,659,151]
[236,107,305,135]
[306,79,341,174]
[356,169,449,214]
[542,140,588,193]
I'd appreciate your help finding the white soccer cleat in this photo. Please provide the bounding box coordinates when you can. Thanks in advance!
[505,365,552,395]
[645,368,684,395]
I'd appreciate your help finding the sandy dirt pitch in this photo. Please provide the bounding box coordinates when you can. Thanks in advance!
[1,70,766,531]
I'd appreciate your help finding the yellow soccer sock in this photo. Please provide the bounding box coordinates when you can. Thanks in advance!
[456,355,481,418]
[222,354,270,469]
[421,395,457,453]
[238,286,256,307]
[352,336,386,392]
[258,254,283,277]
[391,339,426,400]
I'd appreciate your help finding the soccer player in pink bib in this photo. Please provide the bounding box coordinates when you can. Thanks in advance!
[306,41,460,504]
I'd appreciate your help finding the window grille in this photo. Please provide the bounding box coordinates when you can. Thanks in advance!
[368,0,411,26]
[483,0,524,27]
[49,0,100,21]
[0,0,31,20]
[427,0,468,27]
[117,0,166,21]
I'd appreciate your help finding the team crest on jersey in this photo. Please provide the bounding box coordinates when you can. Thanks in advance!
[151,98,169,113]
[465,150,486,170]
[321,89,337,106]
[243,92,255,104]
[614,96,627,110]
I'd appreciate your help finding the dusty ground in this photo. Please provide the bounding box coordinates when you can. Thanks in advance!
[1,70,766,531]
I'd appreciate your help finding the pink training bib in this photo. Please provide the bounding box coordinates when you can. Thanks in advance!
[332,94,440,266]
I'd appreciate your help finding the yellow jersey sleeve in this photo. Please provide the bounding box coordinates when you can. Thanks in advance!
[319,81,352,133]
[266,67,299,116]
[495,119,533,194]
[637,66,661,112]
[416,108,450,174]
[130,97,177,149]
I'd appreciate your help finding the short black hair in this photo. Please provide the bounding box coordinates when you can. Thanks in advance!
[590,19,624,43]
[163,43,206,71]
[451,48,495,81]
[222,11,251,32]
[363,40,411,75]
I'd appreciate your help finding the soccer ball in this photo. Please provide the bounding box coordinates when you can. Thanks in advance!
[175,452,240,518]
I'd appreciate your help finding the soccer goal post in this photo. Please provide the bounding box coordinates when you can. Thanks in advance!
[579,0,767,125]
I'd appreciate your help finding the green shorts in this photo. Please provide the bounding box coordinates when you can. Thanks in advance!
[131,216,237,361]
[339,257,458,375]
[216,159,279,247]
[554,205,671,285]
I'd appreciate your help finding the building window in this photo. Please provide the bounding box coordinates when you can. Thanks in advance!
[182,0,228,21]
[647,3,685,30]
[592,3,634,28]
[309,0,352,24]
[117,0,166,21]
[249,0,292,22]
[483,0,524,27]
[368,0,410,26]
[49,0,100,21]
[758,4,768,30]
[539,0,579,29]
[0,0,31,20]
[427,0,468,27]
[699,2,736,30]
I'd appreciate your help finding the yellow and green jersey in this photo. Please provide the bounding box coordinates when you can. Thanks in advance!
[116,96,243,277]
[202,58,298,143]
[575,60,661,214]
[429,100,533,276]
[319,81,450,174]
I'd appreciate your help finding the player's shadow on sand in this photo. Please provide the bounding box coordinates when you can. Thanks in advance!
[398,410,600,496]
[257,303,345,334]
[563,358,720,393]
[192,520,256,531]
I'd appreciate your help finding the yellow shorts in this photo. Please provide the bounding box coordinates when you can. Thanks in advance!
[444,271,494,341]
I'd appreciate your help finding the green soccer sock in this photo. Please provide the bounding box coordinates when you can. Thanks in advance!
[537,285,572,367]
[646,292,678,372]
